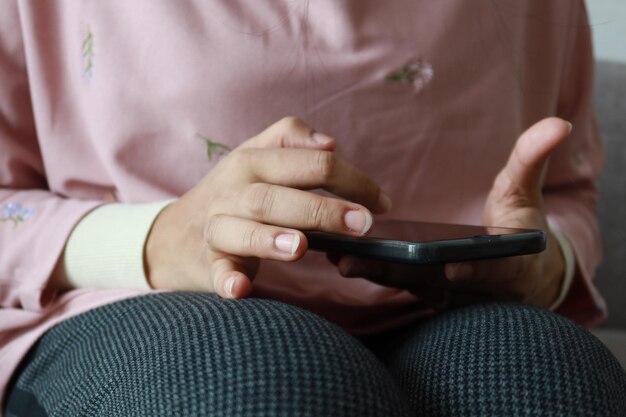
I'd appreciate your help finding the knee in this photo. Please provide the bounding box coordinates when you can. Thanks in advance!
[387,303,626,417]
[78,292,413,416]
[436,302,621,371]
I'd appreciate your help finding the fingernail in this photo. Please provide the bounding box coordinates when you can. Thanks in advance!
[225,275,237,298]
[377,192,393,212]
[344,210,372,235]
[312,132,334,145]
[446,263,473,281]
[275,233,300,256]
[567,122,573,135]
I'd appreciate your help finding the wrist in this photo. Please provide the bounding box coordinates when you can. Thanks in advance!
[533,231,566,309]
[546,228,577,311]
[144,200,180,289]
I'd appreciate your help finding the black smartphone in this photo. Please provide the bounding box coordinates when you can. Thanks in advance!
[304,220,546,265]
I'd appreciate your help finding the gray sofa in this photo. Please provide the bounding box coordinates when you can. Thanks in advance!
[591,60,626,369]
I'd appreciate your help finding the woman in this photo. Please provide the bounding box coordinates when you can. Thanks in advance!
[1,1,625,415]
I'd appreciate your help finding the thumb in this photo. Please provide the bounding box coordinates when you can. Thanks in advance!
[239,116,336,151]
[496,117,572,204]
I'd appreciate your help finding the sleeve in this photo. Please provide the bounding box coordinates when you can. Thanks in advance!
[55,201,173,290]
[0,0,103,311]
[542,0,606,327]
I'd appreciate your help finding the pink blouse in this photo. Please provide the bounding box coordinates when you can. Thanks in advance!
[0,0,606,407]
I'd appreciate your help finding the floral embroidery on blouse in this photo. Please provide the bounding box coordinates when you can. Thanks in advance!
[387,58,434,92]
[1,203,34,226]
[81,27,95,80]
[197,133,232,161]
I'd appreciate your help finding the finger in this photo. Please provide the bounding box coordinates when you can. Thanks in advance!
[338,256,445,288]
[496,117,572,203]
[444,256,532,302]
[239,116,336,151]
[445,255,531,285]
[234,148,391,214]
[204,214,307,260]
[326,252,344,266]
[337,256,453,309]
[209,257,254,299]
[232,183,376,235]
[444,262,475,282]
[335,256,491,310]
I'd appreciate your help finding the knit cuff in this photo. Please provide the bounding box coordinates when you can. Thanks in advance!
[57,200,174,290]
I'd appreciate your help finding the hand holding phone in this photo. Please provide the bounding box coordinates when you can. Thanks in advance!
[305,219,548,310]
[326,118,570,310]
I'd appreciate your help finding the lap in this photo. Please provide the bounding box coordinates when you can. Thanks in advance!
[5,292,412,417]
[7,296,626,417]
[369,302,626,417]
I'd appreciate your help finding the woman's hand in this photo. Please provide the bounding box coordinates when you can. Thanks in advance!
[145,117,391,299]
[336,118,571,310]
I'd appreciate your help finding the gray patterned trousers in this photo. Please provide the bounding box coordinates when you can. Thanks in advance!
[5,292,626,416]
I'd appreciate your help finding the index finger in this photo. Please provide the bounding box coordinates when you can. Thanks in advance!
[236,148,392,214]
[238,116,337,151]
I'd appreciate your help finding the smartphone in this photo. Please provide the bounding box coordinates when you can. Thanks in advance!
[304,220,546,265]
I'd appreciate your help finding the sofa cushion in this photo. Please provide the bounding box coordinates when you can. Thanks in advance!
[593,60,626,330]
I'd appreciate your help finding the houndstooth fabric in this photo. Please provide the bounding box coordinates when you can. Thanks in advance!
[6,295,626,416]
[373,303,626,417]
[5,292,412,417]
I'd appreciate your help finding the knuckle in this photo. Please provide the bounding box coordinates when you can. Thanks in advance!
[273,117,309,147]
[242,183,275,220]
[203,214,223,246]
[305,198,328,229]
[229,148,252,166]
[312,151,335,182]
[278,116,304,132]
[241,225,267,253]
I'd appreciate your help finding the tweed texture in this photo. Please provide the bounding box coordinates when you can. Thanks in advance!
[5,293,412,417]
[6,296,626,416]
[374,303,626,417]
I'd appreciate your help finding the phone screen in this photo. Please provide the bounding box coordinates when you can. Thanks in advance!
[365,221,536,243]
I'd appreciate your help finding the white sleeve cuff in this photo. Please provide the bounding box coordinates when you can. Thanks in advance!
[548,228,576,311]
[57,200,174,290]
